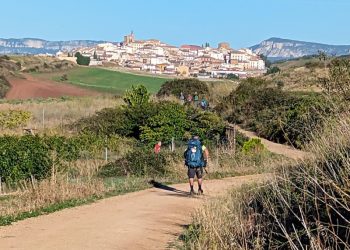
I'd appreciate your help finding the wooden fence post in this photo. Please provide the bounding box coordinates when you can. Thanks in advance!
[42,108,45,129]
[233,124,236,155]
[171,137,175,152]
[105,148,108,162]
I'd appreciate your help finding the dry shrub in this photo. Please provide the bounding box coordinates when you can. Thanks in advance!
[182,112,350,249]
[0,160,105,217]
[0,175,105,218]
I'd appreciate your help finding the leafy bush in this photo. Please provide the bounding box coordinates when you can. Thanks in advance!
[157,78,209,98]
[60,74,68,81]
[265,66,281,75]
[43,136,81,162]
[73,107,132,136]
[76,102,226,145]
[304,61,323,69]
[140,101,190,144]
[216,78,335,148]
[123,85,150,107]
[0,135,52,183]
[242,138,264,154]
[0,75,11,98]
[188,110,226,143]
[74,85,226,145]
[98,147,180,177]
[0,110,32,129]
[0,133,134,183]
[227,73,239,80]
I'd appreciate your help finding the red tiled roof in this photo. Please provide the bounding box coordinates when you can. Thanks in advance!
[180,45,203,50]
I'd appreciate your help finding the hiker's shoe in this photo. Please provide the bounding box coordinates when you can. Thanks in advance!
[189,190,195,196]
[198,189,204,195]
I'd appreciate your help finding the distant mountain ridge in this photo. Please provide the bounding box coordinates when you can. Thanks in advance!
[250,37,350,61]
[0,38,107,55]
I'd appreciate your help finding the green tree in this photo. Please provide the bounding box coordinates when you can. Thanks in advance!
[75,52,90,66]
[227,73,239,80]
[157,78,209,98]
[265,66,281,75]
[93,51,98,60]
[140,102,190,144]
[123,85,150,107]
[260,54,271,68]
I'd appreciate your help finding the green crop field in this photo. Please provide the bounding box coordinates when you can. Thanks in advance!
[51,67,169,94]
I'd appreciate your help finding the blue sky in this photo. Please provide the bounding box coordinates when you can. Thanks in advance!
[1,0,349,48]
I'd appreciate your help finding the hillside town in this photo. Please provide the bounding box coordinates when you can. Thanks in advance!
[58,32,266,78]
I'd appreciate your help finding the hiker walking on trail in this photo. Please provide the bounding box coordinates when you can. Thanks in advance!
[187,94,193,103]
[193,92,199,107]
[184,136,209,195]
[200,97,208,110]
[154,141,162,154]
[180,92,185,105]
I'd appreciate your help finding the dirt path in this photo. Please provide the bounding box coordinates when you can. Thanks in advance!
[0,174,266,250]
[235,125,308,160]
[5,74,97,100]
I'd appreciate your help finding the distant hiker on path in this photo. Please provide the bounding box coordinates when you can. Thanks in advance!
[154,141,162,154]
[184,136,209,195]
[193,92,199,107]
[187,94,193,103]
[180,92,185,105]
[200,97,208,110]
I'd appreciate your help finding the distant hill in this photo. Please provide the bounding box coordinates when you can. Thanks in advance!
[250,37,350,61]
[0,38,107,55]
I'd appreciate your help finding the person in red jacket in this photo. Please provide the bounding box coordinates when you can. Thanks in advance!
[154,141,162,154]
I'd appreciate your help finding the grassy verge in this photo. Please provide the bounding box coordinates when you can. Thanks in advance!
[0,176,151,226]
[179,113,350,249]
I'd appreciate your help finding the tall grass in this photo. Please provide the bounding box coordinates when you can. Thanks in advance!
[181,112,350,249]
[0,96,120,135]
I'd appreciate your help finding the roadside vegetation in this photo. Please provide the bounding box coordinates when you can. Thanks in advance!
[215,77,338,148]
[181,56,350,249]
[181,112,350,249]
[0,82,280,226]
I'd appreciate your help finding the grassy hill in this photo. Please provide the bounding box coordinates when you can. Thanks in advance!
[46,67,168,94]
[263,56,329,91]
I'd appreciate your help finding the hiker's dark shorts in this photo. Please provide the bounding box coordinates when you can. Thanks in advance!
[188,167,203,179]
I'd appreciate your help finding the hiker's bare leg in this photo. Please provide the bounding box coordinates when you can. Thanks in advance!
[198,178,203,190]
[189,178,194,189]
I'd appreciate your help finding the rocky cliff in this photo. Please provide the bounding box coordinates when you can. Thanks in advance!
[250,37,350,61]
[0,38,106,55]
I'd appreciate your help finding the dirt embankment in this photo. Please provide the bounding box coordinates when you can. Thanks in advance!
[5,74,98,100]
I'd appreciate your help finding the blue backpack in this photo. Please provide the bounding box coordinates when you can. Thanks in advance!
[184,139,204,168]
[200,100,207,108]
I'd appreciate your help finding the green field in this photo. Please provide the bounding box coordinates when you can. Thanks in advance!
[51,67,169,94]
